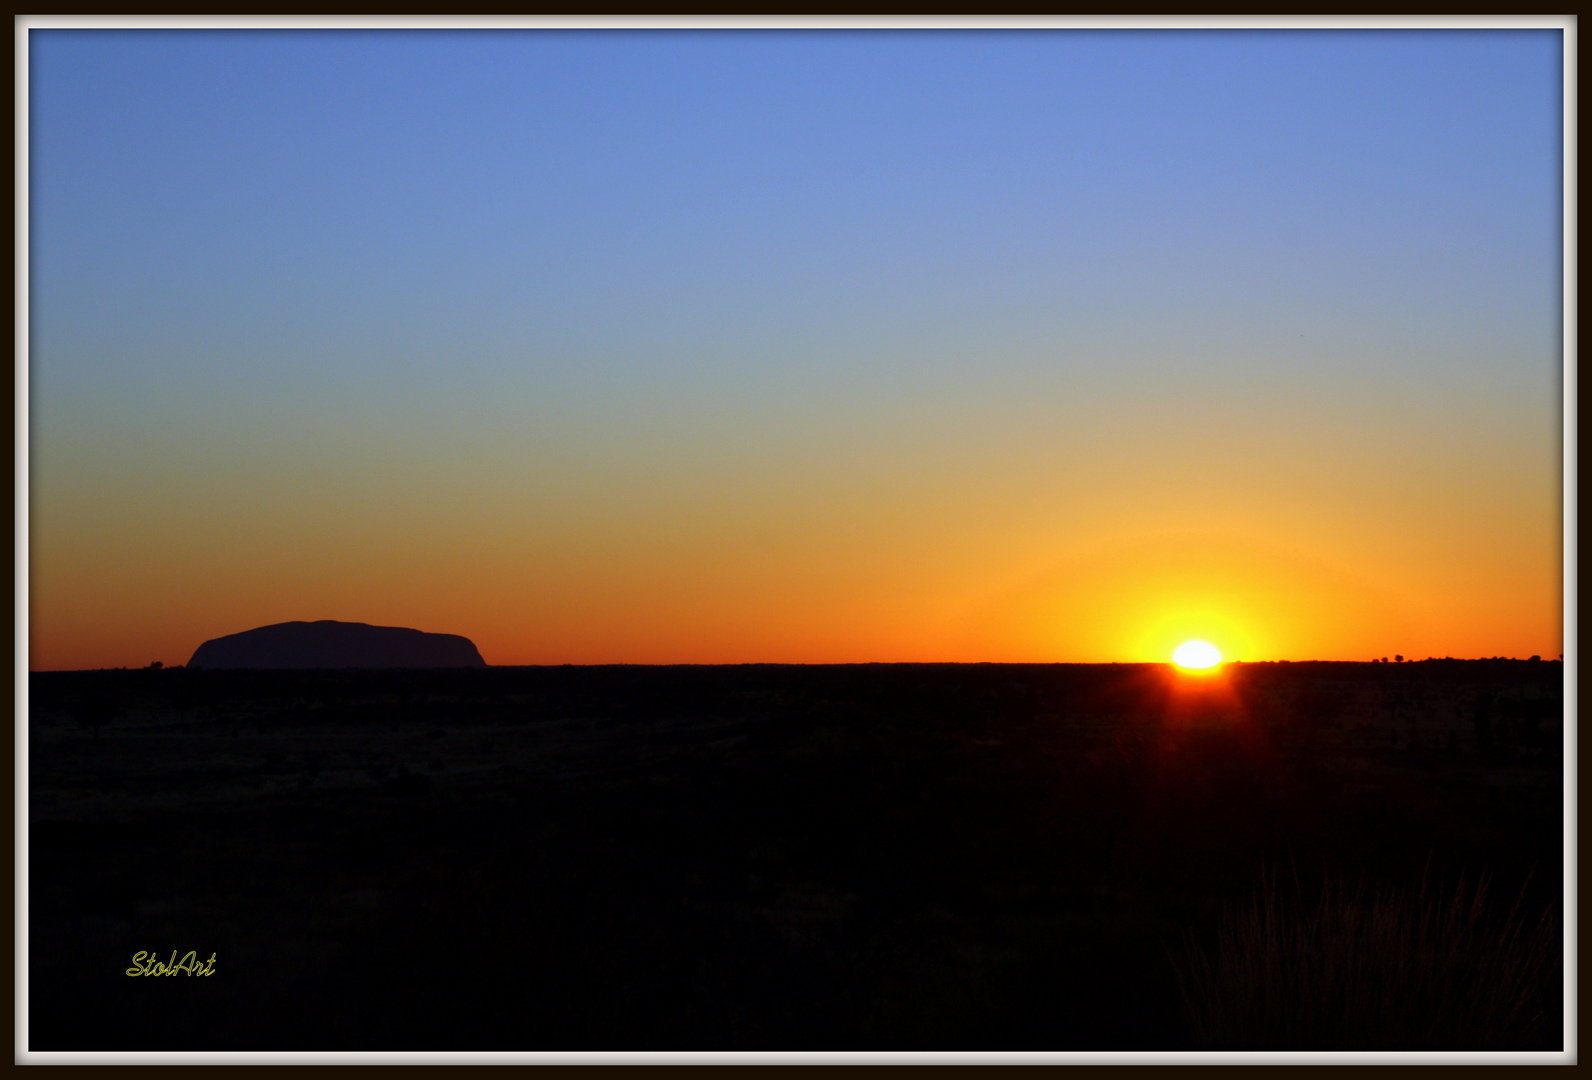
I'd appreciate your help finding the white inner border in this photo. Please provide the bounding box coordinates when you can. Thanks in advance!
[14,14,1577,1066]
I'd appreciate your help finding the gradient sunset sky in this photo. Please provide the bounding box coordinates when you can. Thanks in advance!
[27,26,1566,669]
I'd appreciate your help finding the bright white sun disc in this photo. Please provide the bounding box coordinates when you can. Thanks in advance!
[1173,640,1222,668]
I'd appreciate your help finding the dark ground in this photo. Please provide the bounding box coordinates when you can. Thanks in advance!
[26,660,1564,1051]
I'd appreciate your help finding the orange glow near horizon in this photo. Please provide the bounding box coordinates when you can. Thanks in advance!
[25,471,1564,671]
[27,512,1562,671]
[26,384,1561,672]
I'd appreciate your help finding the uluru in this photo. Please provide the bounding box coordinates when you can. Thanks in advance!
[186,620,488,669]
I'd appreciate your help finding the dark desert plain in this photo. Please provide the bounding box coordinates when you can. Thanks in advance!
[28,651,1563,1051]
[23,24,1569,1059]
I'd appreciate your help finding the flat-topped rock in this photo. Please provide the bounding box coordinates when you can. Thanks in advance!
[187,620,487,669]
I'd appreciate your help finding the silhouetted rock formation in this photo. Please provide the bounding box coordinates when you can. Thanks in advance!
[187,620,487,669]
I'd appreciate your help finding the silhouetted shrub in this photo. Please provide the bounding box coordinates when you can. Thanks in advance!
[70,692,120,744]
[1174,870,1560,1050]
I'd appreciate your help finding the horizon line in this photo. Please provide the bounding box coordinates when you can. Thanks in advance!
[29,655,1563,674]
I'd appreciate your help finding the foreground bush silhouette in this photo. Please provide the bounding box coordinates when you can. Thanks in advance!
[69,691,121,745]
[1175,871,1560,1050]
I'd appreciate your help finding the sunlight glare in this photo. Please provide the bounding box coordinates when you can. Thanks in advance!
[1173,640,1222,669]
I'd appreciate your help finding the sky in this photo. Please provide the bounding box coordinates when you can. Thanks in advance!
[26,26,1566,669]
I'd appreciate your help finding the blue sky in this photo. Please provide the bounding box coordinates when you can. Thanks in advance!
[27,28,1565,666]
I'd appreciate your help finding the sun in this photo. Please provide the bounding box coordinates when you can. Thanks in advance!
[1173,640,1222,669]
